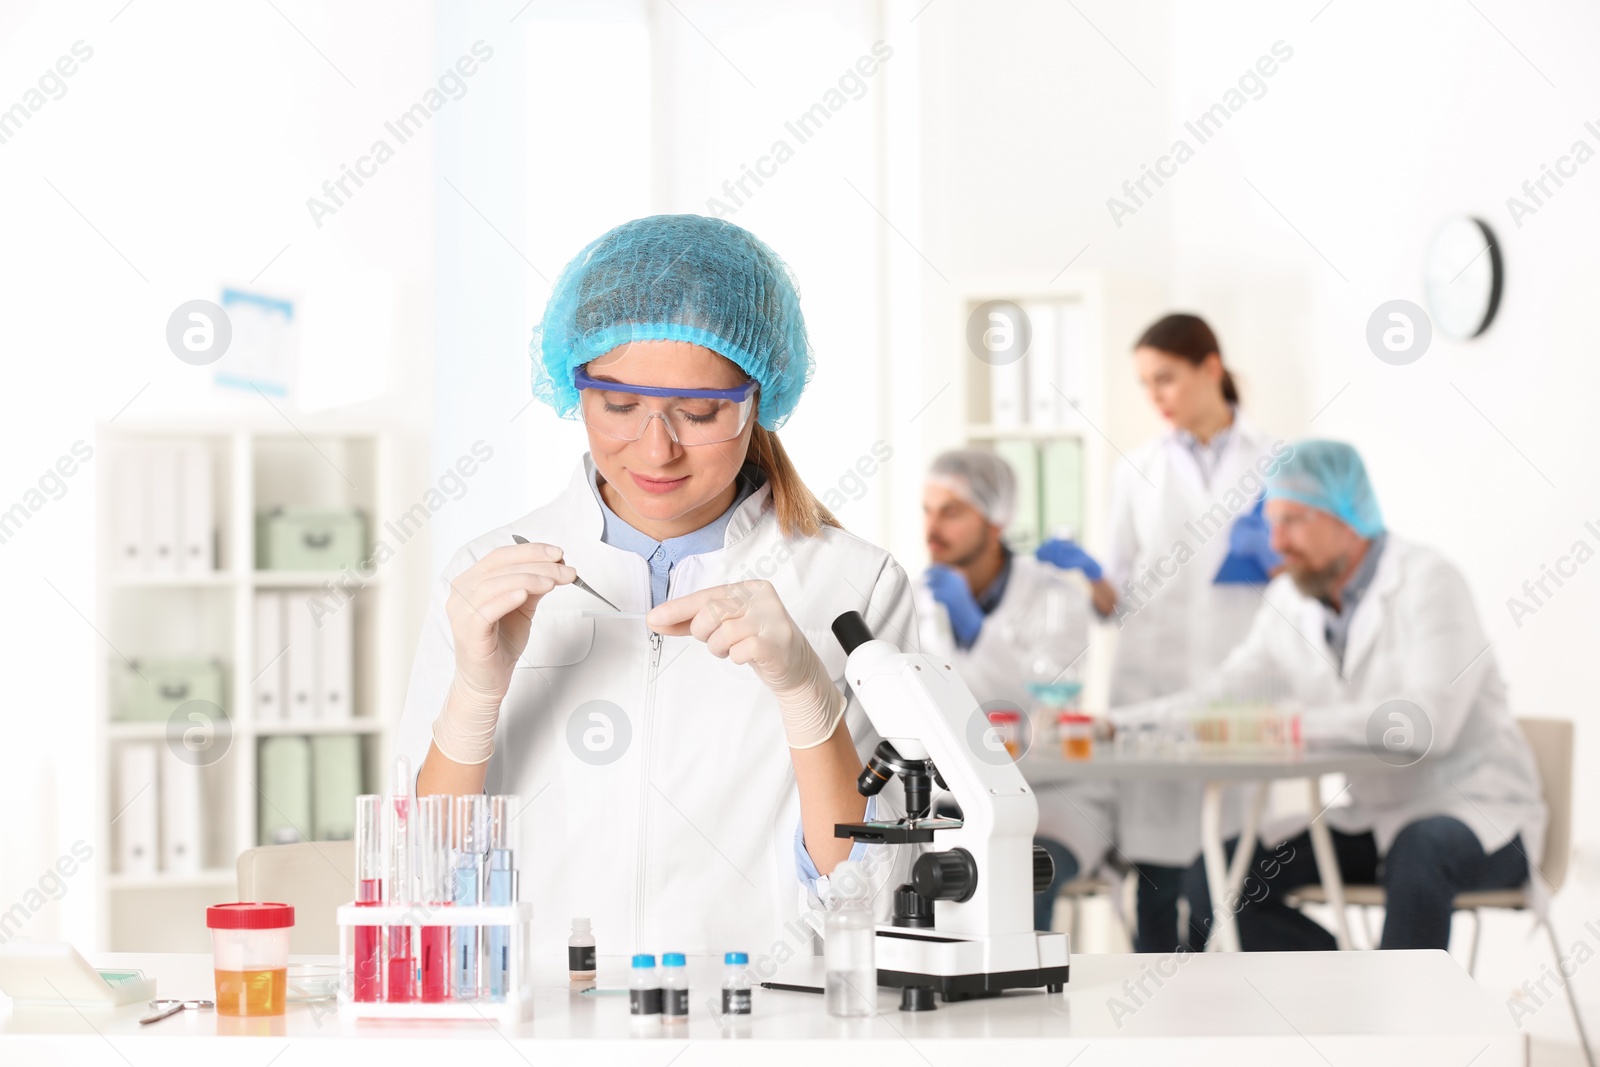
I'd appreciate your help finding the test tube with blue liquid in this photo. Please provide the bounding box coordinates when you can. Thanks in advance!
[451,794,488,999]
[486,795,519,1001]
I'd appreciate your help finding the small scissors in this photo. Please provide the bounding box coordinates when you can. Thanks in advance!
[140,997,215,1024]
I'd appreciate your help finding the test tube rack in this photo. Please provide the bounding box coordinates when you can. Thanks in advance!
[335,901,534,1023]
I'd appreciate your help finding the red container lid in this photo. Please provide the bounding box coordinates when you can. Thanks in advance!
[1056,711,1093,723]
[207,902,295,930]
[986,710,1022,723]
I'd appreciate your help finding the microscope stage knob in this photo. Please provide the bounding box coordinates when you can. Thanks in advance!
[911,848,978,903]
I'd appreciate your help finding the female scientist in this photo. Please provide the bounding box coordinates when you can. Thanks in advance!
[395,215,914,956]
[1035,313,1286,951]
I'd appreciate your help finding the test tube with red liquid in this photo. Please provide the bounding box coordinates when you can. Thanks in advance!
[383,758,415,1001]
[415,794,453,1002]
[352,795,382,1002]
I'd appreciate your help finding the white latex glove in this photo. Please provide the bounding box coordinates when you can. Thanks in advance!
[434,540,576,764]
[647,579,845,749]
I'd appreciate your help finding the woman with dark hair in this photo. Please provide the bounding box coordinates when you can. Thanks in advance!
[1035,312,1286,952]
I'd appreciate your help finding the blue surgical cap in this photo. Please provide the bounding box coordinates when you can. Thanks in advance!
[1265,440,1385,538]
[529,214,814,430]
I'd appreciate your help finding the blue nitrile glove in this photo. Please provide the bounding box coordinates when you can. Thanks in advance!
[924,565,984,648]
[1214,495,1283,584]
[1034,538,1104,581]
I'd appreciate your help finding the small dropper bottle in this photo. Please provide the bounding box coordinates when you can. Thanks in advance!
[568,918,596,982]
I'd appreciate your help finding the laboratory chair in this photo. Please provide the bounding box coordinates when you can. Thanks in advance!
[235,840,355,955]
[1285,717,1592,1067]
[1044,870,1133,951]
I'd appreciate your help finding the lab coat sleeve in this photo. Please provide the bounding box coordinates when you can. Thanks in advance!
[796,553,920,920]
[1298,556,1489,754]
[863,553,922,657]
[393,545,472,794]
[1101,460,1142,596]
[1107,583,1288,727]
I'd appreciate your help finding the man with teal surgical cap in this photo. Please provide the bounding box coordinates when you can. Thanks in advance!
[1114,439,1546,952]
[1263,438,1387,538]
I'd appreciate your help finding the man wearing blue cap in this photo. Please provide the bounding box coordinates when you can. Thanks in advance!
[1134,440,1546,951]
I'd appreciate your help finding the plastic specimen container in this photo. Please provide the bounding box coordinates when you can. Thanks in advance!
[207,902,295,1016]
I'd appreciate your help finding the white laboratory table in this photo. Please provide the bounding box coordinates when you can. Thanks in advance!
[1021,744,1390,952]
[0,950,1523,1065]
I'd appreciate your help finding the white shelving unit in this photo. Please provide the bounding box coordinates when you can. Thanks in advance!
[956,272,1164,550]
[94,418,407,953]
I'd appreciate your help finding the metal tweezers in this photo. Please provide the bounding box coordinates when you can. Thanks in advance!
[511,534,622,611]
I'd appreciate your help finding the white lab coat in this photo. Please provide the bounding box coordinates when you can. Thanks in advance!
[394,455,916,962]
[1103,411,1289,864]
[1145,536,1547,866]
[914,554,1115,873]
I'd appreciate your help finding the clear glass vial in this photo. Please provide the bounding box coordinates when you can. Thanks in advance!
[568,918,596,982]
[824,860,877,1017]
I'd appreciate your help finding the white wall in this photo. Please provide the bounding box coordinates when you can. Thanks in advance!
[432,0,894,568]
[0,0,438,948]
[1165,0,1600,1031]
[887,0,1178,572]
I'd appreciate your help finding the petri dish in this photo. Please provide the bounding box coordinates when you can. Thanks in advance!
[285,963,341,1003]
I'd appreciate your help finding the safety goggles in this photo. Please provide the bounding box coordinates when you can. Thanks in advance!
[573,366,758,446]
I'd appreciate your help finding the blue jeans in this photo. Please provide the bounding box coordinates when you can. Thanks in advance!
[1129,863,1213,952]
[1034,837,1080,932]
[1180,815,1529,951]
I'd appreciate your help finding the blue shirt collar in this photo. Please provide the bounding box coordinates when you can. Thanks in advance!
[1322,532,1387,670]
[975,545,1013,616]
[586,461,766,606]
[1173,407,1237,456]
[1331,531,1386,616]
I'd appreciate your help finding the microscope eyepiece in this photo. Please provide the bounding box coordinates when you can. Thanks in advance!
[831,611,874,655]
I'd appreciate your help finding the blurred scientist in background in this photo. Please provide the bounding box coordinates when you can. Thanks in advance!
[915,450,1114,931]
[1034,313,1286,951]
[1167,441,1545,950]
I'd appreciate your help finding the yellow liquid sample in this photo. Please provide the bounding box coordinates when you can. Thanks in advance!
[1062,736,1092,760]
[214,967,288,1016]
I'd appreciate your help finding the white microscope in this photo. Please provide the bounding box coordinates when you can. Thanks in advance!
[830,610,1070,1012]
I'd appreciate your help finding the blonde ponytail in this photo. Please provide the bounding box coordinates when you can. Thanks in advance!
[748,425,842,539]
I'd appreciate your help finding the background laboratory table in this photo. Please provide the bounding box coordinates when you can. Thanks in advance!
[1020,744,1393,951]
[0,950,1521,1065]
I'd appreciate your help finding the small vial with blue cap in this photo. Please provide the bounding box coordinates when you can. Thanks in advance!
[629,954,662,1018]
[661,953,689,1022]
[721,952,751,1015]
